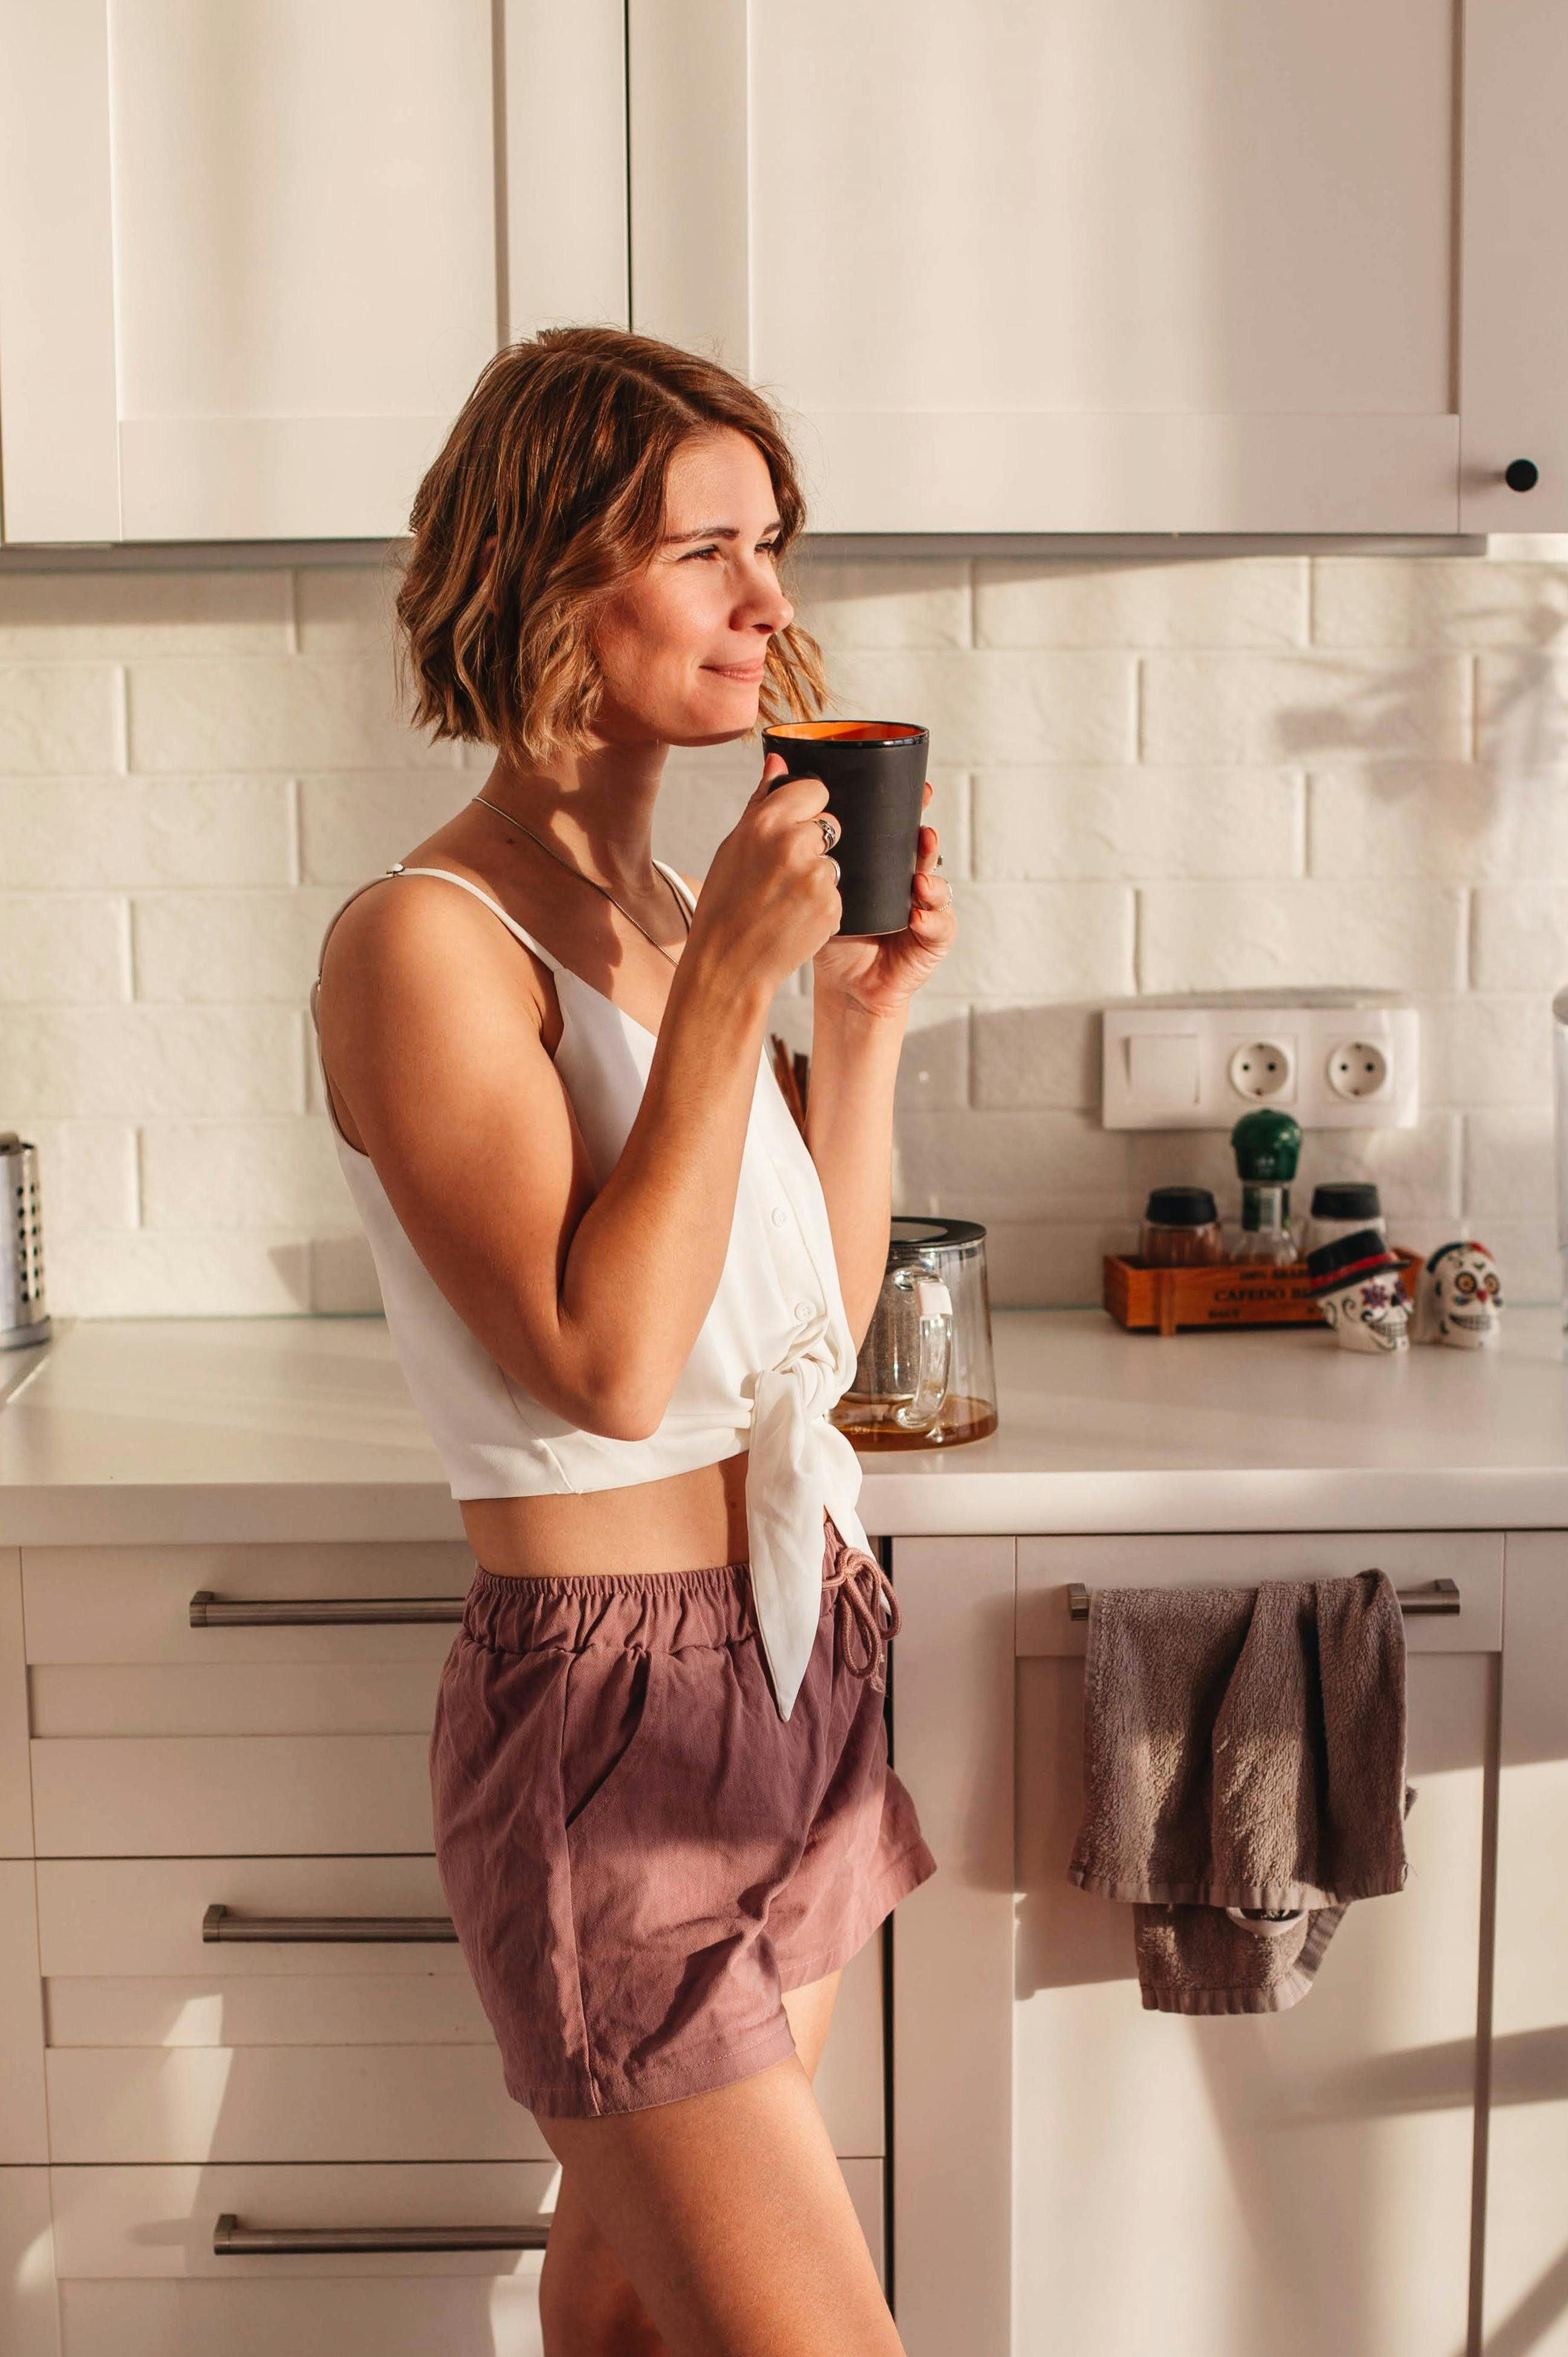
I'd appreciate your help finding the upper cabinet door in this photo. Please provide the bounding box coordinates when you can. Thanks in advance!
[0,0,627,542]
[631,0,1562,534]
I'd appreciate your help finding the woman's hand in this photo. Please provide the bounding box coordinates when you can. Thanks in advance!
[813,780,955,1018]
[685,753,842,1005]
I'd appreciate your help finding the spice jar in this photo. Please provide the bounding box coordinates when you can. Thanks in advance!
[1304,1181,1387,1256]
[1139,1187,1225,1268]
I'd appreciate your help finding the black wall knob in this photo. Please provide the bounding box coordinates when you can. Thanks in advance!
[1505,458,1540,492]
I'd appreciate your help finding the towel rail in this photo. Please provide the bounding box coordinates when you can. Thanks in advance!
[1065,1576,1460,1620]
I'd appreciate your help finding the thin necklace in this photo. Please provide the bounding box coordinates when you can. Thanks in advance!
[468,790,691,967]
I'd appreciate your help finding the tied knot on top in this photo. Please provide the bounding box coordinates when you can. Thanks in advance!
[821,1522,901,1693]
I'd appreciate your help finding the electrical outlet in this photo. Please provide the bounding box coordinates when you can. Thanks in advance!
[1101,997,1419,1130]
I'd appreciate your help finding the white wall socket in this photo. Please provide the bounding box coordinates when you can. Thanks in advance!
[1101,997,1420,1130]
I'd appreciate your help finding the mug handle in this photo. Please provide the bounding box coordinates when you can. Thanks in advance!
[890,1273,954,1433]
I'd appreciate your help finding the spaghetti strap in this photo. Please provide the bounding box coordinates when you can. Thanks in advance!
[652,858,698,914]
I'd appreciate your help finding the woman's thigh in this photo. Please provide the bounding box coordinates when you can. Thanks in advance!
[535,2015,902,2357]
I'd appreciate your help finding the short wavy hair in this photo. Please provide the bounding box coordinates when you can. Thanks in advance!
[395,325,827,766]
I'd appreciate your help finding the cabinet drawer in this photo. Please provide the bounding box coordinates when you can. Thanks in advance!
[31,1732,435,1855]
[1017,1530,1504,1656]
[36,1865,885,2162]
[22,1543,475,1666]
[50,2158,885,2353]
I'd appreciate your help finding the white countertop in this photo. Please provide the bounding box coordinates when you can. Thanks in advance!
[2,1307,1566,1545]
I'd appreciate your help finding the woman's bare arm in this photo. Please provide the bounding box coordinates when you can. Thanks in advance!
[320,774,836,1441]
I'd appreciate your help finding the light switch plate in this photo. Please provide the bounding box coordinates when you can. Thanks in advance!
[1101,996,1420,1130]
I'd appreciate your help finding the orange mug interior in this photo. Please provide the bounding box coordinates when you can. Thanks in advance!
[766,720,924,742]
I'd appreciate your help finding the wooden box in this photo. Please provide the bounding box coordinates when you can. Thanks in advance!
[1102,1248,1423,1337]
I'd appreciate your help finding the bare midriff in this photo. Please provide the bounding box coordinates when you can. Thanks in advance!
[458,1449,752,1580]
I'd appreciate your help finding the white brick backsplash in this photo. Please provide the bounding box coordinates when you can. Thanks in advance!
[0,571,290,659]
[1423,996,1553,1107]
[294,564,403,654]
[47,1230,313,1317]
[132,887,343,1003]
[0,895,126,1002]
[0,1008,303,1119]
[20,1122,138,1233]
[0,665,122,774]
[794,556,971,650]
[1142,653,1470,764]
[4,552,1563,1319]
[0,778,293,887]
[126,657,457,773]
[1467,1107,1556,1222]
[1475,654,1568,771]
[973,766,1300,880]
[140,1119,354,1228]
[1470,884,1568,993]
[894,1109,1133,1224]
[942,881,1134,999]
[826,650,1135,764]
[976,558,1307,649]
[971,1003,1099,1110]
[1310,763,1568,881]
[298,772,474,882]
[1138,880,1465,994]
[1313,559,1568,650]
[981,1220,1137,1309]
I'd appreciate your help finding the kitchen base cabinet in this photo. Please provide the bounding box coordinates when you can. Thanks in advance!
[47,2158,886,2355]
[0,2170,59,2357]
[891,1532,1506,2357]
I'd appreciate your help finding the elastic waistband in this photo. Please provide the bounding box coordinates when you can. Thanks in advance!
[460,1554,769,1657]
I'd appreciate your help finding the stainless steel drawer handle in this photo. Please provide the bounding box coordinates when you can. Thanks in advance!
[189,1589,465,1626]
[204,1903,457,1945]
[214,2212,548,2255]
[1066,1576,1460,1619]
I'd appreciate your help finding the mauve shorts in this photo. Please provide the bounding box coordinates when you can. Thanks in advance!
[428,1516,938,2119]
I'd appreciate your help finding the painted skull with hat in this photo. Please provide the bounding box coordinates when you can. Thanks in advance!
[1305,1228,1411,1354]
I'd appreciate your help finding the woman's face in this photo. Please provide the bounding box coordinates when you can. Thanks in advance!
[590,428,795,748]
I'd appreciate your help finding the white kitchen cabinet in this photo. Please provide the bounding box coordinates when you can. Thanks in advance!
[0,1,627,542]
[631,0,1568,532]
[891,1530,1506,2356]
[1482,1533,1568,2357]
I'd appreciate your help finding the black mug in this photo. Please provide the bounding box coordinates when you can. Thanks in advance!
[761,720,929,937]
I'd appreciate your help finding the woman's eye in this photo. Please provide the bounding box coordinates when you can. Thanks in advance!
[682,545,721,561]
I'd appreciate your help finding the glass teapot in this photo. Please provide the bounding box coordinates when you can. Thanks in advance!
[831,1216,998,1450]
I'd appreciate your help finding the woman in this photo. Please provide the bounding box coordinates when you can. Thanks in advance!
[311,325,954,2356]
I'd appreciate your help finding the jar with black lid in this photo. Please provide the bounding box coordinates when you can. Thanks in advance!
[1304,1181,1387,1255]
[1139,1186,1225,1268]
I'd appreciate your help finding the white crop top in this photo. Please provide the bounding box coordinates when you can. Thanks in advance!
[308,861,871,1722]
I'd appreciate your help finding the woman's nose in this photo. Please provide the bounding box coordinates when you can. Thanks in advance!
[741,571,792,633]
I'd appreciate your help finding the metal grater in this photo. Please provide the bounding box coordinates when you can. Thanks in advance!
[1,1133,51,1349]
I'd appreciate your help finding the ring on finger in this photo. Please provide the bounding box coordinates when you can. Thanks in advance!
[828,855,841,886]
[816,814,839,854]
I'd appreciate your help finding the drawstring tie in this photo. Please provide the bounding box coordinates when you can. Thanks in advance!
[821,1522,902,1693]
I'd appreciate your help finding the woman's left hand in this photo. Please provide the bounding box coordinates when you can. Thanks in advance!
[812,781,955,1017]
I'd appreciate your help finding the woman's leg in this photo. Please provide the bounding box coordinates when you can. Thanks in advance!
[536,1966,902,2357]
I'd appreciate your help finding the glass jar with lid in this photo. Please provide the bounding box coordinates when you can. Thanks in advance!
[1139,1187,1226,1268]
[1304,1181,1387,1256]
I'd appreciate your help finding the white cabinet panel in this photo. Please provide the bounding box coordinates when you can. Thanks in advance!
[36,1857,458,1980]
[1,1859,48,2162]
[633,0,1462,531]
[30,1663,444,1739]
[0,2169,59,2357]
[1,1547,33,1853]
[0,1,628,541]
[31,1733,435,1856]
[1012,1647,1486,2357]
[1483,1533,1568,2357]
[21,1542,473,1666]
[1460,2,1568,532]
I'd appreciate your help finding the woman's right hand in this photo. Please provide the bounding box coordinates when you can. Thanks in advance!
[686,752,842,1000]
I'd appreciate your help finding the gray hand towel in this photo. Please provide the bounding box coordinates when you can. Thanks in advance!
[1067,1570,1412,2015]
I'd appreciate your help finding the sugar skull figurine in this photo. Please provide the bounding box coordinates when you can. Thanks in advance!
[1305,1228,1412,1355]
[1416,1240,1503,1349]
